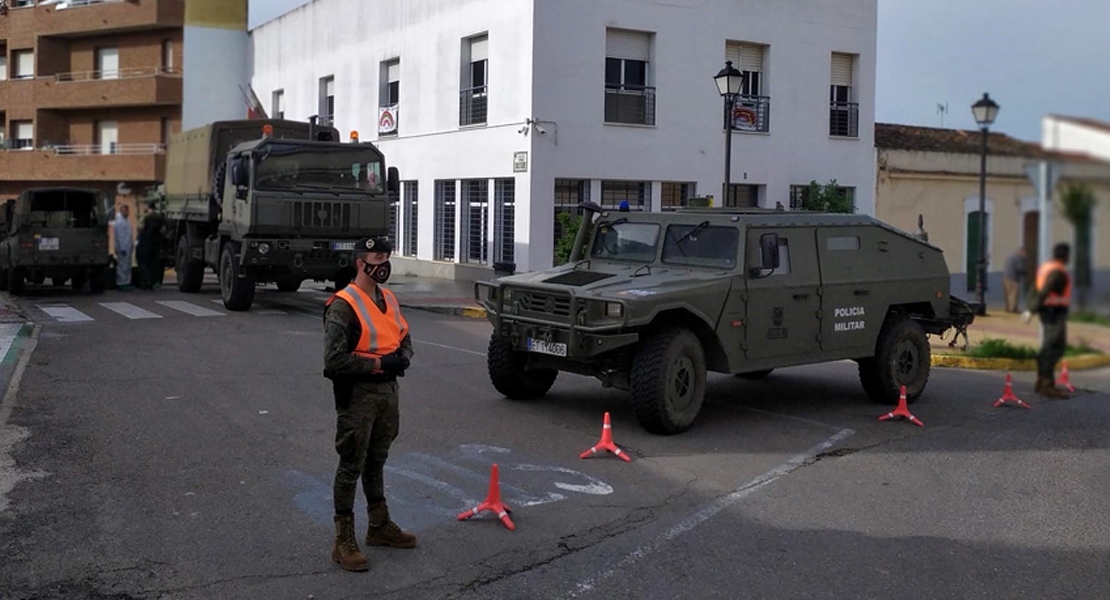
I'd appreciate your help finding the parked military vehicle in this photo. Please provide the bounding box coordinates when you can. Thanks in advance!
[0,187,111,295]
[475,202,976,435]
[157,118,397,310]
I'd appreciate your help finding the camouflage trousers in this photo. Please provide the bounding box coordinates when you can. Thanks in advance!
[1037,310,1068,381]
[333,380,400,514]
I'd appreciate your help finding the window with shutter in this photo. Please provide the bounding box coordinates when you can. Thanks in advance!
[605,29,655,125]
[829,53,857,137]
[14,50,33,79]
[724,41,769,132]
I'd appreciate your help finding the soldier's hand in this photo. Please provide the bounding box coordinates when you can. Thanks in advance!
[1021,310,1032,324]
[379,352,410,374]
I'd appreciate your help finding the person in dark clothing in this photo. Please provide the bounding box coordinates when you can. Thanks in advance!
[1002,247,1027,313]
[1023,242,1072,398]
[135,200,166,290]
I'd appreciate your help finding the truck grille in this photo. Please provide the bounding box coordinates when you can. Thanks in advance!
[517,292,571,317]
[293,201,352,230]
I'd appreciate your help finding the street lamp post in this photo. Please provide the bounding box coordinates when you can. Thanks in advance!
[971,92,1000,316]
[714,61,745,206]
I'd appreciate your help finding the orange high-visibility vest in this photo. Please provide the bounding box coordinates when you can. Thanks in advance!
[330,284,409,367]
[1035,259,1072,307]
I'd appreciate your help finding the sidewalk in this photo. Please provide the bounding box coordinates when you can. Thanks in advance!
[388,276,485,318]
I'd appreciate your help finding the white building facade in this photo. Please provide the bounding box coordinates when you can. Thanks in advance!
[249,0,878,276]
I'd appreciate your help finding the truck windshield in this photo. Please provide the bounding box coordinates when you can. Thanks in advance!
[661,223,739,269]
[590,221,660,262]
[28,190,102,228]
[254,144,385,193]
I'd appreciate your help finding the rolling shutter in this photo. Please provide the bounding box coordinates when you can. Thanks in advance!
[726,42,763,72]
[470,36,488,62]
[387,61,400,83]
[831,53,853,86]
[606,28,650,61]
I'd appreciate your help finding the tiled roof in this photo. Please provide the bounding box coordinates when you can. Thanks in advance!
[875,123,1053,158]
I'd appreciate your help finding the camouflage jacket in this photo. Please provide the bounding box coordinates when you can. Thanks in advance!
[323,286,414,381]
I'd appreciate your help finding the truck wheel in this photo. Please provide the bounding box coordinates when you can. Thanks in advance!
[70,270,88,292]
[0,269,8,292]
[487,333,557,400]
[630,328,706,435]
[859,317,931,404]
[176,236,204,293]
[9,268,25,296]
[736,369,774,380]
[52,277,68,287]
[220,244,255,311]
[89,267,106,293]
[276,277,302,292]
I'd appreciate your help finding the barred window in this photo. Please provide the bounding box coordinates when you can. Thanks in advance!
[434,180,456,261]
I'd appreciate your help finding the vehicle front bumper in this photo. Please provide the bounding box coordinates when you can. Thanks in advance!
[474,280,640,359]
[240,239,356,276]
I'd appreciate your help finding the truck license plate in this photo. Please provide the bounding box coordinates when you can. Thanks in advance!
[526,338,567,357]
[38,237,59,251]
[332,241,355,251]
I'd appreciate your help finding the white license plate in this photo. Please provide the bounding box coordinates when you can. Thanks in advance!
[332,241,355,251]
[38,237,59,251]
[526,338,567,357]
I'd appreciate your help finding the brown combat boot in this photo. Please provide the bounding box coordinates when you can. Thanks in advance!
[1039,382,1070,400]
[366,501,417,548]
[1034,377,1046,393]
[332,514,369,572]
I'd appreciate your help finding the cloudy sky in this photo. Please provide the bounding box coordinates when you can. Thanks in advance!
[247,0,1109,142]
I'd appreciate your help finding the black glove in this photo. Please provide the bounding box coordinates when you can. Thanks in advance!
[379,352,410,374]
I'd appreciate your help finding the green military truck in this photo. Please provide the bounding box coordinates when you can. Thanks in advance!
[158,118,397,311]
[475,202,975,435]
[0,187,111,295]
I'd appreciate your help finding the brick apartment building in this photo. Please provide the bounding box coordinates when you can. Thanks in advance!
[0,0,184,219]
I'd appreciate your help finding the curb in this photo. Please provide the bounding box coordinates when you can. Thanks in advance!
[932,352,1110,371]
[400,304,487,319]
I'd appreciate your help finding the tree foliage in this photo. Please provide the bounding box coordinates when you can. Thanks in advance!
[1058,183,1099,307]
[554,211,582,266]
[799,179,856,213]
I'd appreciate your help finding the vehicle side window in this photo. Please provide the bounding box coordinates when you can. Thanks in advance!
[827,236,860,250]
[753,237,791,276]
[661,225,739,269]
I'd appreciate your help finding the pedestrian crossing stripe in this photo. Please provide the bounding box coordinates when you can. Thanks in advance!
[100,302,162,319]
[32,299,300,322]
[37,305,94,323]
[156,300,225,317]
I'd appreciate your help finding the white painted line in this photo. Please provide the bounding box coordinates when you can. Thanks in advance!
[0,325,22,364]
[37,305,93,323]
[211,299,224,305]
[1,324,44,516]
[737,405,847,432]
[99,302,162,320]
[564,427,856,598]
[254,310,287,315]
[414,339,486,357]
[156,301,225,317]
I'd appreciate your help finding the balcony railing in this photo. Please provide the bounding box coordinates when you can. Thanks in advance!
[829,101,859,137]
[726,95,771,133]
[459,86,488,126]
[604,84,656,126]
[53,66,181,83]
[52,143,165,156]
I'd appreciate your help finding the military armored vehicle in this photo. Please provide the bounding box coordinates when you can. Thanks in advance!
[475,202,975,435]
[0,187,111,295]
[157,118,397,311]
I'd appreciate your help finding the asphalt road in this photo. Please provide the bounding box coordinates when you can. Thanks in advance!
[2,278,1109,599]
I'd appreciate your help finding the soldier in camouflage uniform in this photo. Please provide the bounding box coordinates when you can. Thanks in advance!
[1023,242,1072,399]
[323,235,416,572]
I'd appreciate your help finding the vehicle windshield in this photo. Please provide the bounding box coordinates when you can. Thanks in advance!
[590,221,660,262]
[661,223,740,269]
[27,190,104,228]
[254,143,385,193]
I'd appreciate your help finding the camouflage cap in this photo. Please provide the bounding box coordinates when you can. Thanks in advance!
[355,235,393,254]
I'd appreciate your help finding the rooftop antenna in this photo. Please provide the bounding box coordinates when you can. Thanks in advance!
[937,102,949,127]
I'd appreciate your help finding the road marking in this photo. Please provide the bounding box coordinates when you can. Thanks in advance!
[414,339,486,357]
[564,427,856,598]
[254,310,287,315]
[210,299,224,305]
[36,305,93,322]
[737,405,848,431]
[0,325,22,364]
[1,324,47,517]
[99,302,162,320]
[156,301,225,317]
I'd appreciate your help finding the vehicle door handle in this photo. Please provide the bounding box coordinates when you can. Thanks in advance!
[854,289,870,296]
[793,293,810,300]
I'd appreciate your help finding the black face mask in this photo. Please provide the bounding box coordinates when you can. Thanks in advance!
[362,259,391,284]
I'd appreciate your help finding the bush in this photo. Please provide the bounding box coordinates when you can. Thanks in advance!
[1071,311,1110,327]
[965,337,1102,359]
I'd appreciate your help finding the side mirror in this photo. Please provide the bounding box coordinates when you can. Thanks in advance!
[387,166,400,194]
[760,232,780,270]
[230,157,248,188]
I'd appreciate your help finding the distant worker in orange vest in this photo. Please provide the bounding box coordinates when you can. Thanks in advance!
[322,235,416,572]
[1022,242,1071,399]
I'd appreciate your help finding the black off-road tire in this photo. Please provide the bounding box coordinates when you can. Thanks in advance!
[0,268,9,292]
[736,369,774,380]
[8,268,26,296]
[220,243,255,311]
[70,270,87,292]
[630,328,707,435]
[859,316,931,404]
[52,277,68,287]
[487,333,557,400]
[176,236,204,293]
[89,266,106,294]
[276,277,302,292]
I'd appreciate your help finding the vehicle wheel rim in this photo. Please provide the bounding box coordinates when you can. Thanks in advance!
[221,256,232,299]
[670,355,695,411]
[895,339,919,381]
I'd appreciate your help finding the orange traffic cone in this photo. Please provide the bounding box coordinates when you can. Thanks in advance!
[994,372,1031,408]
[579,412,632,462]
[1056,360,1076,393]
[878,386,924,426]
[457,463,514,531]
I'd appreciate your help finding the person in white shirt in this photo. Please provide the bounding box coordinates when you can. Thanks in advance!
[113,204,134,290]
